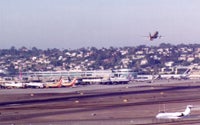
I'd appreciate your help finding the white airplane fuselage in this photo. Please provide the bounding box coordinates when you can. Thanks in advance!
[3,81,24,88]
[25,82,44,88]
[156,112,184,119]
[156,105,193,120]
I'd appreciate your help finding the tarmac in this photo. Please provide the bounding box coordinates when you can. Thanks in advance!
[0,79,200,125]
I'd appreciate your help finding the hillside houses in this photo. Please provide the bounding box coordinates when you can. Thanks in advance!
[0,44,200,77]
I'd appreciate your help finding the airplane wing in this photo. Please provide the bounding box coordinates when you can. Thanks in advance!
[177,113,184,117]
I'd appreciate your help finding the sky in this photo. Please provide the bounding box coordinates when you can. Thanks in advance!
[0,0,200,49]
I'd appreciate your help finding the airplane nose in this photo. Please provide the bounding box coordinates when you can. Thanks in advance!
[156,114,160,118]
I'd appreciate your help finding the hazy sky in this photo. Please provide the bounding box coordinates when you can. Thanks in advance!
[1,0,200,49]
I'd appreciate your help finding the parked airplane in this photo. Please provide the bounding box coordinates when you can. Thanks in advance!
[61,78,77,87]
[2,81,25,89]
[156,105,193,119]
[45,77,62,88]
[25,82,45,88]
[145,31,163,41]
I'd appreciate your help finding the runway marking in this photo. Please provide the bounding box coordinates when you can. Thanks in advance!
[6,104,22,106]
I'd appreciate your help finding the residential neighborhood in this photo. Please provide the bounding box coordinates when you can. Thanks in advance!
[1,43,200,79]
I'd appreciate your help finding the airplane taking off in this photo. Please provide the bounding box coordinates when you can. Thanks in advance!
[156,105,193,120]
[146,31,163,41]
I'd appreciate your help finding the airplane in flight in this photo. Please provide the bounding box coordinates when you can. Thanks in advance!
[61,78,77,87]
[156,105,193,120]
[146,31,163,41]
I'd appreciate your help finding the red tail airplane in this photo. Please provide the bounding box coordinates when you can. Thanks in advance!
[45,77,62,88]
[61,78,77,87]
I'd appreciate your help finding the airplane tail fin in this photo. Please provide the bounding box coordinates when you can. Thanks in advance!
[58,77,63,88]
[149,33,153,40]
[70,78,77,86]
[61,78,77,87]
[183,105,193,116]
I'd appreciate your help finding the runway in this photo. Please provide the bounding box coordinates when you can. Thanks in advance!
[0,80,200,125]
